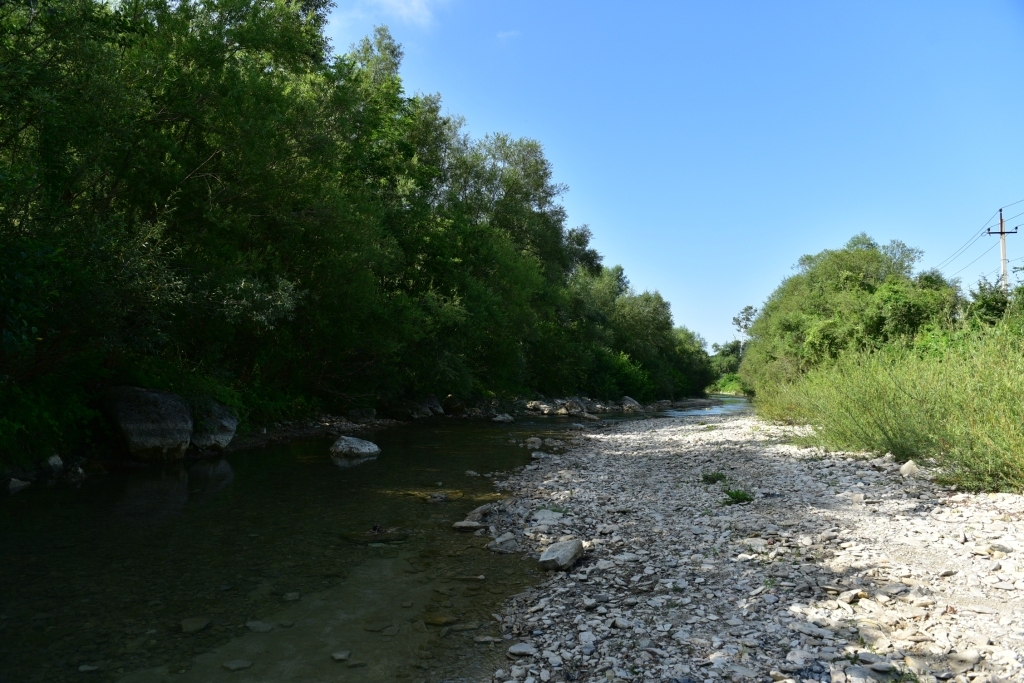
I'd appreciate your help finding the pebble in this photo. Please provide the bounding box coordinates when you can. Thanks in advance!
[221,659,252,671]
[331,650,351,661]
[245,620,273,632]
[476,413,1024,683]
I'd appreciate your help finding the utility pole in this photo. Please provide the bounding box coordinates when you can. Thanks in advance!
[988,208,1018,294]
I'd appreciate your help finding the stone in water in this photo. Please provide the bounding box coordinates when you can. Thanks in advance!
[330,436,380,468]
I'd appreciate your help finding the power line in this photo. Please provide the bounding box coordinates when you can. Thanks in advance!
[950,241,998,277]
[931,199,1024,272]
[934,223,991,271]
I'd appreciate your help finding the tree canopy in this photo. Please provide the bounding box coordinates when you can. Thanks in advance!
[0,0,711,462]
[739,234,959,392]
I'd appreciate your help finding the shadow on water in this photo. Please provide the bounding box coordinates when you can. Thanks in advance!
[0,419,586,683]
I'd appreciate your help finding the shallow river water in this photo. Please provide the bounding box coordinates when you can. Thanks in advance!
[0,399,750,683]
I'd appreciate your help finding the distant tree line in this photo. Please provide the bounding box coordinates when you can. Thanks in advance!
[0,0,714,462]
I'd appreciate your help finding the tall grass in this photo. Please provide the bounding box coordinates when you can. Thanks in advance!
[756,324,1024,491]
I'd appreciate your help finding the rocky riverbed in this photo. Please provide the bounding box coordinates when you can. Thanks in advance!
[474,413,1024,683]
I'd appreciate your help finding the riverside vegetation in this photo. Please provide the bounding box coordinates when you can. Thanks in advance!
[0,0,715,467]
[739,233,1024,492]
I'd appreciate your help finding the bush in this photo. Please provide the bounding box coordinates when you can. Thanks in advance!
[756,323,1024,491]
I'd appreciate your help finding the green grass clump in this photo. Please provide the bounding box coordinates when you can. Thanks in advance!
[723,489,753,505]
[701,471,727,484]
[755,323,1024,491]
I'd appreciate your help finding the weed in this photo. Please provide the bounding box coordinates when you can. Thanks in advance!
[702,471,727,484]
[755,326,1024,491]
[723,489,754,505]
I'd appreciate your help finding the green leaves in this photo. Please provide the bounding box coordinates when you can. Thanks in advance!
[0,3,711,464]
[741,234,958,393]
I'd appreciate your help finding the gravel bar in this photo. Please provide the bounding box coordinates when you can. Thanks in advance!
[473,413,1024,683]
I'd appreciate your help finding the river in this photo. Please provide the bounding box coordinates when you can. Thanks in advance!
[0,398,750,683]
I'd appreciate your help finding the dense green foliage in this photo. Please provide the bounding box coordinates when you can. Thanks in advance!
[757,318,1024,491]
[746,234,1024,490]
[740,234,958,392]
[0,0,711,464]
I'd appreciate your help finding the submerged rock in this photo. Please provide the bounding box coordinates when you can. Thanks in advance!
[104,386,193,460]
[7,478,30,494]
[330,436,380,468]
[492,413,514,423]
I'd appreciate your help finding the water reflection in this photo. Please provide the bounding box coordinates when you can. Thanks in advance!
[111,469,190,521]
[187,459,235,495]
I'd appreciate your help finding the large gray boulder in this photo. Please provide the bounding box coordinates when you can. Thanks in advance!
[421,395,444,415]
[620,396,642,412]
[330,436,380,468]
[190,401,238,450]
[105,387,193,460]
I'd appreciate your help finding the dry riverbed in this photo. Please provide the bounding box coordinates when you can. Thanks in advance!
[474,413,1024,683]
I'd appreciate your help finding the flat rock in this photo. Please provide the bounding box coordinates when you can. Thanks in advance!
[453,520,484,531]
[245,620,273,633]
[222,659,252,672]
[538,539,584,570]
[331,650,351,662]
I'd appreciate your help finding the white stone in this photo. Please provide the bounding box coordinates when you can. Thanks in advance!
[508,642,538,657]
[330,436,380,468]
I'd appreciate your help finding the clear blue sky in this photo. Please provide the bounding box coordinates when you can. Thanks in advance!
[327,1,1024,346]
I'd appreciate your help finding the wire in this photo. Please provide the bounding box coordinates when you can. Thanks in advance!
[981,208,1024,232]
[931,199,1024,272]
[933,223,991,271]
[950,242,999,277]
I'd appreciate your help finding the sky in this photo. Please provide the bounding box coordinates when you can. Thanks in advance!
[326,1,1024,346]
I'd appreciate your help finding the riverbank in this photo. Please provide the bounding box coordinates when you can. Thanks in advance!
[482,413,1024,682]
